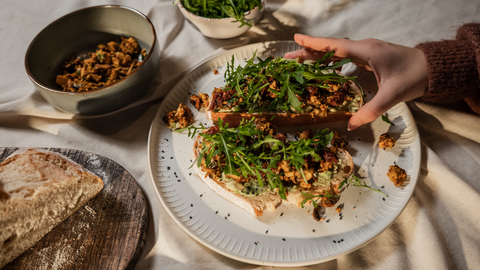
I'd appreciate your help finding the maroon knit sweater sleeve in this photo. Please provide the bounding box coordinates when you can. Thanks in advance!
[415,23,480,114]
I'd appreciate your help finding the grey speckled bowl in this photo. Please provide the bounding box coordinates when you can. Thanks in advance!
[25,5,160,115]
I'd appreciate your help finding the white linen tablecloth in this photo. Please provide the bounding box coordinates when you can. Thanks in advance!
[1,0,480,269]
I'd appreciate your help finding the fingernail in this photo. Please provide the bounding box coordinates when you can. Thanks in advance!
[347,120,361,131]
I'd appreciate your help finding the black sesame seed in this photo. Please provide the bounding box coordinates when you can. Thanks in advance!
[177,180,181,182]
[224,217,227,220]
[189,173,192,176]
[326,219,330,223]
[167,167,171,170]
[312,229,316,232]
[200,194,203,197]
[282,238,286,241]
[254,242,258,245]
[191,204,193,207]
[189,216,192,219]
[341,239,344,242]
[161,150,165,153]
[280,212,284,216]
[162,157,165,159]
[381,185,385,188]
[170,157,173,159]
[333,240,337,243]
[215,211,218,214]
[383,198,386,201]
[228,213,230,217]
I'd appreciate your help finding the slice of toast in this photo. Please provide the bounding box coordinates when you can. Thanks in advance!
[191,134,354,217]
[192,136,282,217]
[206,80,363,127]
[0,148,104,268]
[286,148,354,207]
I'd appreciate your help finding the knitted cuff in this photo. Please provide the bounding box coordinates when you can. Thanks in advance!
[415,40,479,104]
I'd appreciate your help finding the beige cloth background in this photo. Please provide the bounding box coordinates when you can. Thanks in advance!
[1,0,480,269]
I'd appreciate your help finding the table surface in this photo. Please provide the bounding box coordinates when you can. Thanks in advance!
[1,0,480,269]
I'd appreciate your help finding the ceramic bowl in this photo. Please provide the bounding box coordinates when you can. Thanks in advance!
[177,1,265,39]
[25,5,161,115]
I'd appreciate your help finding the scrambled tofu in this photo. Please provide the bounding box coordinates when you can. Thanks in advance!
[379,133,396,149]
[387,164,407,186]
[163,103,193,129]
[330,131,348,153]
[190,93,209,110]
[56,36,146,92]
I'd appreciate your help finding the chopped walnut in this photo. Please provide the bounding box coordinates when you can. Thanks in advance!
[190,93,209,110]
[387,164,407,186]
[379,133,396,149]
[163,103,193,129]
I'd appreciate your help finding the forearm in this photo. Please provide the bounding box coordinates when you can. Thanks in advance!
[415,23,480,105]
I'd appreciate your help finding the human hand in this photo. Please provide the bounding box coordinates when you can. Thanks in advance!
[285,34,428,131]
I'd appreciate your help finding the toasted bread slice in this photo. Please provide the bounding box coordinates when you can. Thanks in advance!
[0,148,103,268]
[192,136,282,217]
[191,132,354,216]
[206,80,363,127]
[286,148,354,207]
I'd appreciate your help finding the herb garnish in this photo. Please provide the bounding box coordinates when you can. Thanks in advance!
[219,51,360,114]
[181,118,334,199]
[300,191,340,208]
[339,175,388,197]
[381,114,395,126]
[178,0,262,27]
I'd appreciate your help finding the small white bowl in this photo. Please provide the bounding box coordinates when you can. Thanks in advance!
[177,1,265,39]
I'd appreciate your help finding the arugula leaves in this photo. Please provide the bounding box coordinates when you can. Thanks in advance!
[339,175,388,197]
[300,191,340,208]
[381,114,395,126]
[182,118,334,199]
[221,51,358,114]
[180,0,262,27]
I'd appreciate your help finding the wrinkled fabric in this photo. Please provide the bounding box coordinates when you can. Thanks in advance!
[1,0,480,269]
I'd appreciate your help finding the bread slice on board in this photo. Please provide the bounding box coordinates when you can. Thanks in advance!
[0,148,103,269]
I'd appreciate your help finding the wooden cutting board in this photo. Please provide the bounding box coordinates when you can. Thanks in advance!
[0,147,148,270]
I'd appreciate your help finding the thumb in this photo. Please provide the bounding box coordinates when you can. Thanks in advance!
[347,88,399,131]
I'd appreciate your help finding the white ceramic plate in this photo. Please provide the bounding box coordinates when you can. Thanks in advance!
[148,41,420,266]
